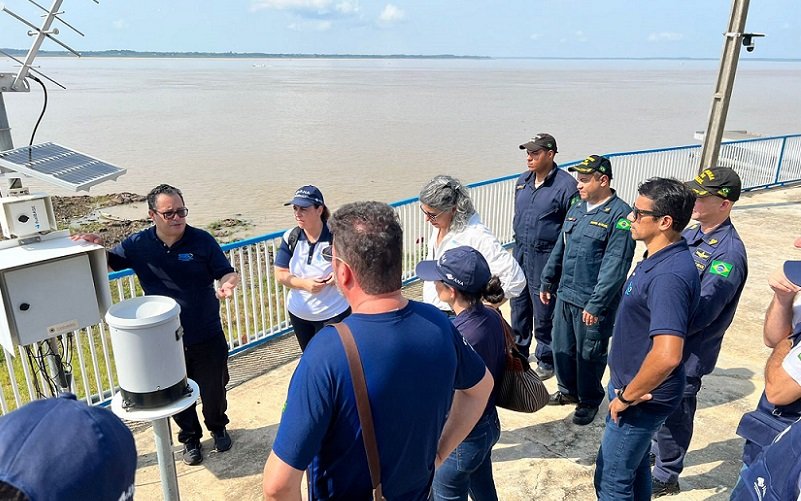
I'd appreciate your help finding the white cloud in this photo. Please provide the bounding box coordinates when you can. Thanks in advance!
[287,20,333,31]
[647,32,684,42]
[112,19,126,30]
[335,1,359,14]
[575,30,587,43]
[529,33,543,41]
[378,4,405,23]
[252,0,332,11]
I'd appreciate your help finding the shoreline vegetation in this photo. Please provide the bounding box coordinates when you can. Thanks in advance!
[51,193,252,246]
[1,49,800,62]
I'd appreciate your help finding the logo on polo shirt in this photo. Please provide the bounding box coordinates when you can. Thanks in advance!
[625,280,633,295]
[709,260,732,278]
[178,253,194,262]
[695,249,711,260]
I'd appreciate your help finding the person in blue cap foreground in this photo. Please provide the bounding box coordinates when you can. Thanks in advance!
[0,393,137,501]
[416,246,507,501]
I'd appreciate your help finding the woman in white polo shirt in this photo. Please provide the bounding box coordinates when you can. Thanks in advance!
[418,175,526,314]
[274,185,350,351]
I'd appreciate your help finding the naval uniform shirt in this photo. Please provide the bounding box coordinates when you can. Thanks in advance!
[682,218,748,378]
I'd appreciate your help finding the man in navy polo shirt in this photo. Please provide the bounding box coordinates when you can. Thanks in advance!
[263,201,492,501]
[76,184,239,466]
[511,133,578,379]
[651,167,748,497]
[594,178,700,500]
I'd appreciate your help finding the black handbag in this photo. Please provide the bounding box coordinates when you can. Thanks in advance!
[490,309,549,413]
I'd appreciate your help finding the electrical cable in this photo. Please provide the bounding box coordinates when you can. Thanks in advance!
[26,74,48,147]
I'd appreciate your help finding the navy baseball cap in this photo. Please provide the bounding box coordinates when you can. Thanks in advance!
[784,261,801,287]
[415,246,491,294]
[284,185,324,208]
[0,393,137,501]
[519,133,558,153]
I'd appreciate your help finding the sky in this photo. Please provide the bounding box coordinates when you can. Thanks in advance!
[0,0,799,59]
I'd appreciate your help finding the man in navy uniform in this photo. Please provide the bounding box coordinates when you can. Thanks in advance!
[510,133,578,379]
[651,167,748,496]
[594,178,700,500]
[540,155,635,426]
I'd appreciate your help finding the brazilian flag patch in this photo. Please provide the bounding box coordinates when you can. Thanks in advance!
[709,260,733,278]
[615,218,631,231]
[570,194,581,207]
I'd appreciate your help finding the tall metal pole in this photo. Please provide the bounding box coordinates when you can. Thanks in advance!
[0,93,12,151]
[698,0,750,173]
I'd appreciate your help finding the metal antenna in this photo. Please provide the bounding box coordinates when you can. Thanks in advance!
[1,0,97,152]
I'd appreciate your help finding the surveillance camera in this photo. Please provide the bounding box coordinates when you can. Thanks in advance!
[741,32,765,53]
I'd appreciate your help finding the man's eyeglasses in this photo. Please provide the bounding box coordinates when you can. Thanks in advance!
[631,206,664,221]
[421,207,445,221]
[153,207,189,220]
[321,245,348,266]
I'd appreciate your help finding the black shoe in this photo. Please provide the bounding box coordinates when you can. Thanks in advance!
[652,478,680,498]
[182,439,203,465]
[212,429,232,452]
[572,404,599,425]
[548,390,579,406]
[534,362,554,380]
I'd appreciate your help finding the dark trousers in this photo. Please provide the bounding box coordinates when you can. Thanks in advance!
[173,335,230,443]
[551,298,611,407]
[289,308,351,352]
[651,377,703,483]
[510,245,555,364]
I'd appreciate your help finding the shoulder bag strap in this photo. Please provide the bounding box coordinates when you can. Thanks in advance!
[333,323,384,499]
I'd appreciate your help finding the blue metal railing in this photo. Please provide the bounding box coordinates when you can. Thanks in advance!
[2,133,800,413]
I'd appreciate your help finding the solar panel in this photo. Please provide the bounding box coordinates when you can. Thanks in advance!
[0,142,126,191]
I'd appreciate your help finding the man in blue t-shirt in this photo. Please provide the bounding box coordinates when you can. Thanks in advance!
[75,184,240,466]
[262,201,493,501]
[594,178,700,500]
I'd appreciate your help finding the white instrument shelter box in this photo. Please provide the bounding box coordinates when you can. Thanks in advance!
[0,233,112,353]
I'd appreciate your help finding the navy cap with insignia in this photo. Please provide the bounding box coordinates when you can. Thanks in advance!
[685,167,742,202]
[568,154,613,180]
[519,133,558,153]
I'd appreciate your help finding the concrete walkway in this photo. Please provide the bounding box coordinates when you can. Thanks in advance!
[131,184,801,500]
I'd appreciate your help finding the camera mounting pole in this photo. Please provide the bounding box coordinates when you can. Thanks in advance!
[698,0,763,173]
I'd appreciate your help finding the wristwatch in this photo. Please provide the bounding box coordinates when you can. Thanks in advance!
[617,385,635,405]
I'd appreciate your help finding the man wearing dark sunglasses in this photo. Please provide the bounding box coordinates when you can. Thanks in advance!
[73,183,239,467]
[651,167,748,497]
[595,177,700,500]
[511,132,578,380]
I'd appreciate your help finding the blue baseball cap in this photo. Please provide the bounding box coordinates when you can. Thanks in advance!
[0,393,137,501]
[415,246,491,294]
[284,185,324,208]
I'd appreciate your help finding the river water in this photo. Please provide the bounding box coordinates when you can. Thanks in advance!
[3,57,800,234]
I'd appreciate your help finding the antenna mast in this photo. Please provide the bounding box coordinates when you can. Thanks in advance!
[0,0,88,152]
